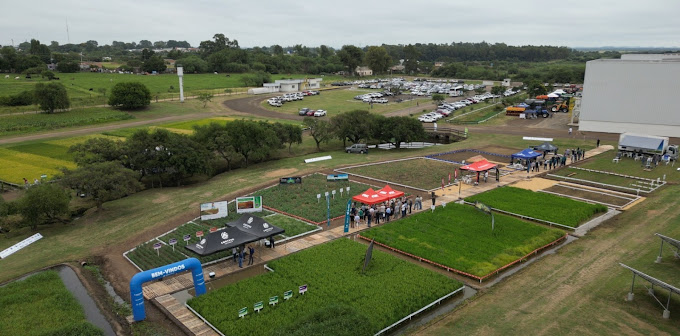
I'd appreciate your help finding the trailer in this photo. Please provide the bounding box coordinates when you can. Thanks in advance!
[618,133,677,159]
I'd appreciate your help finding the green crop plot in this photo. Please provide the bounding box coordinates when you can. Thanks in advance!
[465,186,607,227]
[361,203,565,277]
[187,239,462,336]
[0,271,103,335]
[125,241,189,271]
[0,108,133,136]
[254,174,369,223]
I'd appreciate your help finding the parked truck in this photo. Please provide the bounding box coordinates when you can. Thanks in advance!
[618,133,678,159]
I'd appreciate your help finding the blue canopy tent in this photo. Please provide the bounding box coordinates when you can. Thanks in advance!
[511,148,542,166]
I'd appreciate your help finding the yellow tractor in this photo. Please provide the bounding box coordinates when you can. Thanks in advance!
[550,101,569,113]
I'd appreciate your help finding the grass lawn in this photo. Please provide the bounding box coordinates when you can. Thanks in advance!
[260,88,430,116]
[416,185,680,335]
[465,186,608,227]
[361,203,565,277]
[0,107,133,136]
[341,158,459,190]
[254,173,369,223]
[450,105,505,124]
[0,132,602,284]
[187,239,463,336]
[0,271,103,335]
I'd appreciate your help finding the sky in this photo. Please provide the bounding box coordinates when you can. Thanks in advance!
[2,0,679,49]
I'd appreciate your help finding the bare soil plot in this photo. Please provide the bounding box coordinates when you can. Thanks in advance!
[338,158,460,191]
[427,146,518,166]
[542,183,639,208]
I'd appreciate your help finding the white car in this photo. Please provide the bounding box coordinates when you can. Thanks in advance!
[418,116,436,122]
[314,110,327,117]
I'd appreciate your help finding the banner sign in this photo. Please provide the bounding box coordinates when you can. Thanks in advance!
[236,196,263,214]
[196,231,204,237]
[279,176,302,184]
[239,307,248,318]
[474,201,492,215]
[168,238,177,245]
[254,301,264,312]
[209,227,217,233]
[327,174,349,181]
[153,242,162,250]
[363,239,374,273]
[284,290,293,300]
[269,296,279,306]
[200,201,229,221]
[183,234,191,242]
[344,199,351,233]
[299,285,308,294]
[0,233,43,259]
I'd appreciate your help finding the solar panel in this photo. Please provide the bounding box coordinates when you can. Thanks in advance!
[620,263,680,294]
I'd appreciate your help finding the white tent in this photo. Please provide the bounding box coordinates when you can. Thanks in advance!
[547,93,560,98]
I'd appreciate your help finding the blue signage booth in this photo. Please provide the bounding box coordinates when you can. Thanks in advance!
[130,258,206,321]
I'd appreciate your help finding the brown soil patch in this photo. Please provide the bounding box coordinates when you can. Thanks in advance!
[512,177,559,191]
[466,155,488,162]
[544,184,636,207]
[152,194,171,204]
[264,168,298,178]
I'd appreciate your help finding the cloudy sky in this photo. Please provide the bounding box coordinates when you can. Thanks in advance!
[2,0,678,48]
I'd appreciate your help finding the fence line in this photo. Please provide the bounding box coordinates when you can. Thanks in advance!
[461,201,575,230]
[546,173,663,195]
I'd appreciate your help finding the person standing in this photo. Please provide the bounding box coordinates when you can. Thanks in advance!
[568,127,572,136]
[395,200,402,219]
[232,247,238,263]
[408,198,413,214]
[269,236,275,249]
[354,213,360,227]
[238,248,244,268]
[248,245,255,265]
[368,206,374,227]
[358,208,364,225]
[401,202,407,217]
[596,139,600,147]
[386,206,391,222]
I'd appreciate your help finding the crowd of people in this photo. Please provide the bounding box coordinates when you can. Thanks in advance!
[517,147,587,173]
[350,195,425,228]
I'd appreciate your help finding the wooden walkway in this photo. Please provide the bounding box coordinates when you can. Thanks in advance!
[144,145,613,335]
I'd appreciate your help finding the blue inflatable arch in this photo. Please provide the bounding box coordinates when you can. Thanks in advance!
[130,257,206,321]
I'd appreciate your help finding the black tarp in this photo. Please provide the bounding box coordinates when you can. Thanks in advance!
[185,226,259,256]
[228,214,285,239]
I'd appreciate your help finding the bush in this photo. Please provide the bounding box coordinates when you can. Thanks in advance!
[241,71,271,87]
[57,60,80,73]
[108,82,152,110]
[0,90,35,106]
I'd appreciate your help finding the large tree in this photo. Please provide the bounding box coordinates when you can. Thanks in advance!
[178,55,208,73]
[69,137,125,166]
[303,117,333,151]
[331,110,373,146]
[225,120,280,166]
[403,44,421,74]
[108,82,151,109]
[18,184,70,230]
[193,122,240,170]
[33,82,70,113]
[60,162,143,210]
[142,55,167,73]
[337,45,364,76]
[382,116,426,149]
[364,46,392,75]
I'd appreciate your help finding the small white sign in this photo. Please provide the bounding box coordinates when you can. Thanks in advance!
[317,194,321,199]
[0,233,43,259]
[441,201,447,207]
[304,155,332,163]
[346,187,350,192]
[332,190,336,195]
[324,192,329,196]
[431,205,436,212]
[523,136,553,142]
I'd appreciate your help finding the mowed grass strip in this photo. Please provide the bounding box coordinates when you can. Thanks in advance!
[342,158,459,190]
[361,203,565,277]
[254,174,368,223]
[0,271,103,335]
[158,116,302,132]
[465,186,608,227]
[187,239,462,336]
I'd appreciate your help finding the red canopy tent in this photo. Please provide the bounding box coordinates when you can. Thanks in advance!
[352,188,389,205]
[376,185,405,200]
[460,159,498,183]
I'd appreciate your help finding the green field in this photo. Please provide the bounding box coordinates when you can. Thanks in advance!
[0,107,133,136]
[465,186,607,227]
[159,116,302,132]
[260,88,430,116]
[254,173,369,223]
[449,104,504,124]
[341,158,459,190]
[0,134,126,184]
[361,203,565,277]
[0,271,103,335]
[187,239,462,336]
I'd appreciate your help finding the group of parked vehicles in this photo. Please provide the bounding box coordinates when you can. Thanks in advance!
[354,91,393,104]
[418,92,500,123]
[267,91,320,107]
[298,107,327,117]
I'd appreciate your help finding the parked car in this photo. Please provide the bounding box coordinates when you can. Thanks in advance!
[346,144,368,154]
[314,110,327,117]
[299,108,310,116]
[306,110,316,116]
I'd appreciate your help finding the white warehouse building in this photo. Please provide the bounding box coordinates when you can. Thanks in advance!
[579,55,680,137]
[248,78,322,95]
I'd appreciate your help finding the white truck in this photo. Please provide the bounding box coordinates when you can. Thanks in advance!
[618,133,678,159]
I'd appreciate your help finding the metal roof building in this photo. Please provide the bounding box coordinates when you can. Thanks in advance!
[579,55,680,137]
